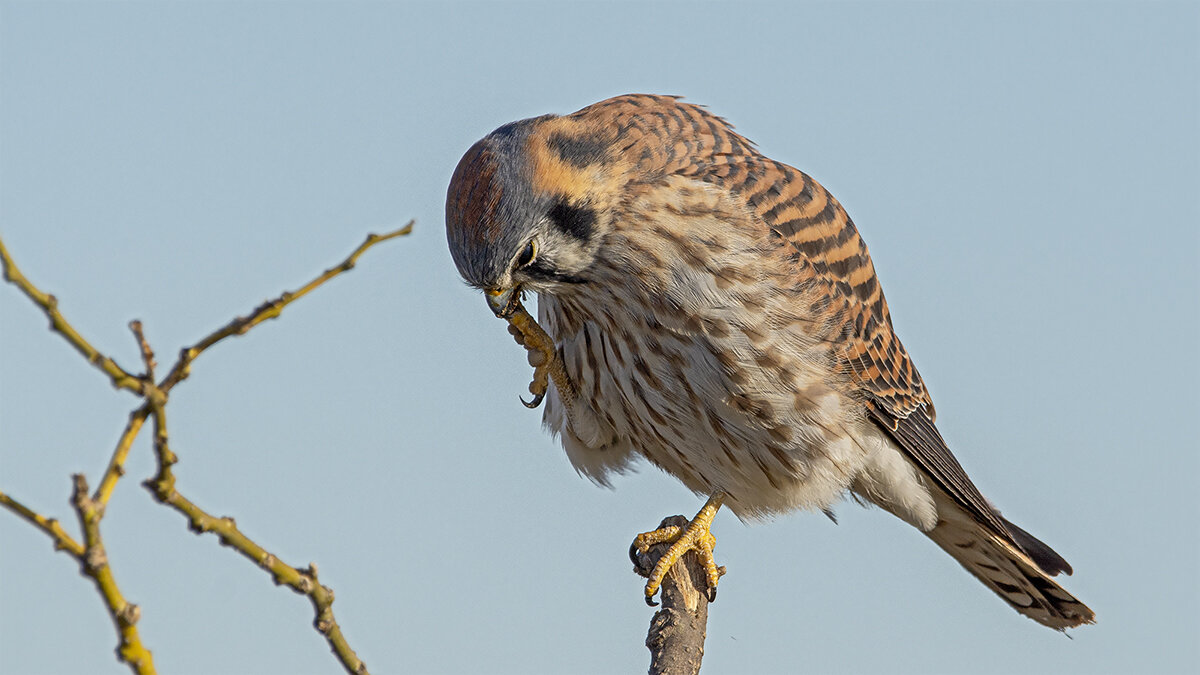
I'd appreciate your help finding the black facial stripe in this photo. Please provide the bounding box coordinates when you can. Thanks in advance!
[548,200,596,242]
[526,260,587,284]
[548,133,609,168]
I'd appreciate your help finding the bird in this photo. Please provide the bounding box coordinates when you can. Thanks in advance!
[444,93,1094,630]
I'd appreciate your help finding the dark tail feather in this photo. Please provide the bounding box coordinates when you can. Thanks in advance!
[927,490,1095,630]
[1000,515,1073,576]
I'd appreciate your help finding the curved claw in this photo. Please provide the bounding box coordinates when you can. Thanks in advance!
[629,542,643,568]
[631,493,725,609]
[521,391,545,408]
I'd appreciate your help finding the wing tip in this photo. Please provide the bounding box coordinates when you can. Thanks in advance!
[1000,515,1074,577]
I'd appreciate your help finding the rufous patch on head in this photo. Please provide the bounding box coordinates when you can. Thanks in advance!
[447,139,504,248]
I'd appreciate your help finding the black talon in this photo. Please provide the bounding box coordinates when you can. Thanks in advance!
[521,391,545,408]
[707,587,717,603]
[629,542,642,568]
[645,595,659,607]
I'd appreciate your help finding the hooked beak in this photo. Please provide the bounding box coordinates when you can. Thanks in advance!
[485,285,521,318]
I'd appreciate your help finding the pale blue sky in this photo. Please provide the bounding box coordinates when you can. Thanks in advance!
[1,2,1197,674]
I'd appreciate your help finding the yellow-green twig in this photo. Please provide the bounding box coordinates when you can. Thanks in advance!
[71,474,156,674]
[159,222,414,392]
[93,406,151,509]
[132,224,412,673]
[2,225,408,674]
[143,407,368,675]
[0,236,146,395]
[0,484,155,674]
[129,320,157,380]
[0,489,85,557]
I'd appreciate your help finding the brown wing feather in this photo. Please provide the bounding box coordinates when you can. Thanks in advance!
[570,97,934,416]
[739,162,1019,546]
[732,153,1027,547]
[570,95,1032,551]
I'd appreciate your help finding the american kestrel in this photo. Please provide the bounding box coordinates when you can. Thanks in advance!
[445,94,1094,629]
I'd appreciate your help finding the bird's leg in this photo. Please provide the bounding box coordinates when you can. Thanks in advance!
[504,302,578,415]
[631,491,727,606]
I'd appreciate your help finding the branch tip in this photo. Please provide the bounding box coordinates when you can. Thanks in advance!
[128,320,157,379]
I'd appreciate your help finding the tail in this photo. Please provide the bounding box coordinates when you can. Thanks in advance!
[925,490,1096,630]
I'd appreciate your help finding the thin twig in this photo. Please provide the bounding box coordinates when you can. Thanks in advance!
[0,490,85,557]
[0,484,154,673]
[158,222,414,393]
[93,406,151,509]
[142,404,368,674]
[129,320,156,381]
[92,323,162,509]
[71,474,156,674]
[0,237,146,395]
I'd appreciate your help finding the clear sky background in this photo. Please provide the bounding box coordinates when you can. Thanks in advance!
[1,2,1197,674]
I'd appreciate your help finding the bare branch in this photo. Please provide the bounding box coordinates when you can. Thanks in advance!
[1,224,411,674]
[123,225,418,673]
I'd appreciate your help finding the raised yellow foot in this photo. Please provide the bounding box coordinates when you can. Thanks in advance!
[631,491,727,606]
[500,301,578,413]
[503,305,553,408]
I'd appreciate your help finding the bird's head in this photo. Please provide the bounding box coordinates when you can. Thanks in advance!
[445,112,624,317]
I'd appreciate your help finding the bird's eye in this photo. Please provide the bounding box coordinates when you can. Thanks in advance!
[515,240,537,268]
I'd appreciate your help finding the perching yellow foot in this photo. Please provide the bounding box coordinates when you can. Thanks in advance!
[631,491,727,606]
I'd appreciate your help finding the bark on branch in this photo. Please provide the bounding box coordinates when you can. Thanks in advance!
[632,515,713,675]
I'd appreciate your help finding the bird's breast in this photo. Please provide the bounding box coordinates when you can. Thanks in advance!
[538,208,876,518]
